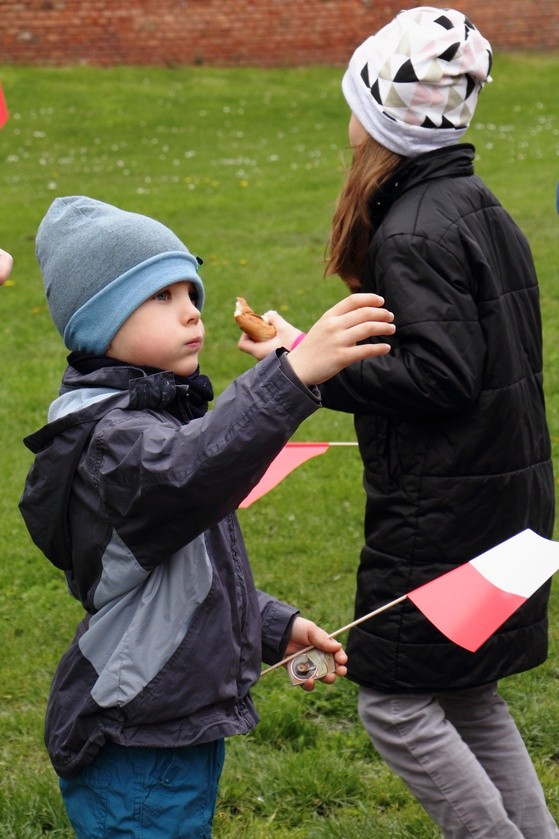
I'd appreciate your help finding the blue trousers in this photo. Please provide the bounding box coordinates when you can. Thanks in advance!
[358,683,559,838]
[59,739,225,838]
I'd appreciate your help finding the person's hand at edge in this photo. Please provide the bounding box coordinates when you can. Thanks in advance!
[0,249,13,284]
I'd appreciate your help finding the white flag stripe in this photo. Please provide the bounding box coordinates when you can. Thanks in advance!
[470,529,559,598]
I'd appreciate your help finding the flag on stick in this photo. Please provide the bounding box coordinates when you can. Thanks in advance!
[261,529,559,676]
[240,442,329,508]
[408,528,559,652]
[0,82,9,129]
[260,595,407,676]
[240,442,356,508]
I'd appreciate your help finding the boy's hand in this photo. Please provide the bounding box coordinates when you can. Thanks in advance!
[238,294,395,384]
[284,616,348,692]
[286,294,394,386]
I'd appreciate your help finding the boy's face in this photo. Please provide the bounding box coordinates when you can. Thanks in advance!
[106,280,204,377]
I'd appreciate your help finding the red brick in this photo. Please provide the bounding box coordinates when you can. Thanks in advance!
[0,0,557,67]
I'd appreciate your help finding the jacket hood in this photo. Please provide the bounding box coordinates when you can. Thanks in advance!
[19,360,213,571]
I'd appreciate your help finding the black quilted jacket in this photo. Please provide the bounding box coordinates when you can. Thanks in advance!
[320,144,555,691]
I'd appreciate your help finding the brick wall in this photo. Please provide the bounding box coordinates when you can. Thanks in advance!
[1,0,557,67]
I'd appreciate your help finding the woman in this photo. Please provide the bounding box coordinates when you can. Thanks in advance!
[239,7,558,837]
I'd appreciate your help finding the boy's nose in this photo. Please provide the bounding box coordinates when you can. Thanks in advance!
[180,299,200,324]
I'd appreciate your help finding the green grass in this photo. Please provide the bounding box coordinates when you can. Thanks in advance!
[0,53,558,837]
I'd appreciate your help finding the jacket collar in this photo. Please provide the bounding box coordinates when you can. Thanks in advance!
[63,352,214,420]
[24,354,214,456]
[369,143,476,226]
[20,356,214,572]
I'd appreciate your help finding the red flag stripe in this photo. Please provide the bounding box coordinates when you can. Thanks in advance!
[0,82,8,129]
[239,442,330,508]
[408,562,526,653]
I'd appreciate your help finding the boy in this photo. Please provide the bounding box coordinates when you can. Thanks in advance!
[19,196,395,838]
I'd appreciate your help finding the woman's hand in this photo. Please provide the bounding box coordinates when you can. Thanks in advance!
[238,294,395,386]
[238,309,300,359]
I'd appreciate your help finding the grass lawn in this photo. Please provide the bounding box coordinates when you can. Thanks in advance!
[0,53,558,837]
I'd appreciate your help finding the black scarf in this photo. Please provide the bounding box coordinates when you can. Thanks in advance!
[68,352,214,422]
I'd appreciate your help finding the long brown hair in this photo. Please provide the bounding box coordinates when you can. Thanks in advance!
[326,135,403,291]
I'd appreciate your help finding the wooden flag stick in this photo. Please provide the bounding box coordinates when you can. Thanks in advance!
[260,594,408,676]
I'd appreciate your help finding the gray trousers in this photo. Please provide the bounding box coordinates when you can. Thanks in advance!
[358,683,559,838]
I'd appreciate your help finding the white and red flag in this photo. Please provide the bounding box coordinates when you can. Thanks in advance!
[262,529,559,676]
[408,529,559,652]
[239,445,559,666]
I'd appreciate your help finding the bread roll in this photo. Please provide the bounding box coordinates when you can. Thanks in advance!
[234,297,277,341]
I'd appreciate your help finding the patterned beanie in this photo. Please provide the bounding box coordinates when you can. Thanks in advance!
[342,6,493,157]
[36,196,205,355]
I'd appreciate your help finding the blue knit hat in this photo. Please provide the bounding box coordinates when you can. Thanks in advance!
[36,196,205,354]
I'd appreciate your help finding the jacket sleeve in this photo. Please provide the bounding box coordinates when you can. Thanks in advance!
[320,235,486,418]
[90,352,321,564]
[258,590,299,665]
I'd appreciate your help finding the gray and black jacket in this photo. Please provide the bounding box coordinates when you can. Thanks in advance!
[20,350,320,778]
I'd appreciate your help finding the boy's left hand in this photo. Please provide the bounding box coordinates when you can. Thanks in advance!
[284,616,348,692]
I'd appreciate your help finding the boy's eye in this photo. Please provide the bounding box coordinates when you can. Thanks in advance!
[153,289,171,301]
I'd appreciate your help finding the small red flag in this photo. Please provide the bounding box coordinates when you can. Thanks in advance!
[239,442,330,508]
[0,82,9,129]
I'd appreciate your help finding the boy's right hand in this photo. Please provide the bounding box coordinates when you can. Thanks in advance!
[286,294,394,386]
